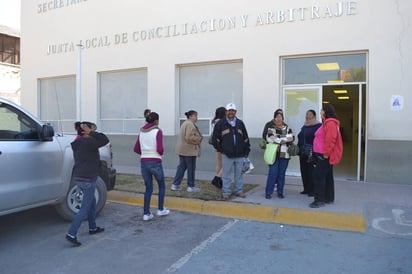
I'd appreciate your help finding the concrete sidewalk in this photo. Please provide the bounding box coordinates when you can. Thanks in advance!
[108,165,412,233]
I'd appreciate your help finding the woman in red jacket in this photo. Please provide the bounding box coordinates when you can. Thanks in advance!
[310,104,343,208]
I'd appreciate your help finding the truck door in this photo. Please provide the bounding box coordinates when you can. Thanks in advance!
[0,102,63,213]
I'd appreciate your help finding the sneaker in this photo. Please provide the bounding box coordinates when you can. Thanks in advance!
[65,234,81,246]
[170,184,181,191]
[143,213,154,221]
[156,208,170,216]
[187,186,201,192]
[89,227,105,235]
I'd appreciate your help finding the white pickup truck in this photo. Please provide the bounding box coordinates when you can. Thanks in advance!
[0,97,116,221]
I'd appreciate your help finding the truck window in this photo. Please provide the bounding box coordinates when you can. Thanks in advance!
[0,104,39,140]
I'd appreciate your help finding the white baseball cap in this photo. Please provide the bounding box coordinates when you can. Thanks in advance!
[226,103,237,111]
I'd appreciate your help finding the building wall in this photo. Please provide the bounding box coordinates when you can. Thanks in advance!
[20,0,412,183]
[366,140,412,184]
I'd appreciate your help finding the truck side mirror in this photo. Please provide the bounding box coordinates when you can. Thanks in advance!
[40,124,54,141]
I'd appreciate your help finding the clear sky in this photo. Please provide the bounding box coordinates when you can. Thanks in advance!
[0,0,21,29]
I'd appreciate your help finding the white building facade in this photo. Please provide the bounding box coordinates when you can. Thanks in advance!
[21,0,412,184]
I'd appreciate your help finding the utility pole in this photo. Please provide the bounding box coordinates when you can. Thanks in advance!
[76,43,83,121]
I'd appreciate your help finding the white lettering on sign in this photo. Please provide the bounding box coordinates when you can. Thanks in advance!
[45,1,358,55]
[37,0,88,14]
[47,42,75,55]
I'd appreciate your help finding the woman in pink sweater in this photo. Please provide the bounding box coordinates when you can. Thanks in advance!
[310,104,343,208]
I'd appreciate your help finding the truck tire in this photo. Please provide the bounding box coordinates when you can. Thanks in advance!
[99,161,110,189]
[55,177,107,221]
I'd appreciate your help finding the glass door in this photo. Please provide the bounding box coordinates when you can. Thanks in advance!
[322,84,366,181]
[284,86,322,176]
[284,84,366,180]
[282,52,367,180]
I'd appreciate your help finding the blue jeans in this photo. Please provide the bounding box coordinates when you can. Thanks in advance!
[68,180,97,237]
[172,155,197,187]
[265,158,290,195]
[141,161,166,215]
[222,155,244,196]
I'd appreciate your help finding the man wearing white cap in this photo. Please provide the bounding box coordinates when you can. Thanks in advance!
[211,103,251,200]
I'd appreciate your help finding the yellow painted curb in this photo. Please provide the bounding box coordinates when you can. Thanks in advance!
[108,190,366,232]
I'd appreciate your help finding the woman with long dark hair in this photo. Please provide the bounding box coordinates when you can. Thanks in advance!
[210,106,226,188]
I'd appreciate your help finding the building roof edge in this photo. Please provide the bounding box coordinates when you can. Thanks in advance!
[0,25,20,37]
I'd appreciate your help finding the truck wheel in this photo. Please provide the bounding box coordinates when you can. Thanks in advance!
[55,177,107,221]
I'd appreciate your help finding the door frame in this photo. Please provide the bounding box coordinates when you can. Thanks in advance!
[283,82,367,181]
[283,85,323,177]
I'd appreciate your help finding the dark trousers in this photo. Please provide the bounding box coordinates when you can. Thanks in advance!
[313,156,335,203]
[172,155,197,187]
[299,155,315,194]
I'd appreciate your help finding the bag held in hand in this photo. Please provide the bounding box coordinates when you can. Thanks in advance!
[264,143,279,165]
[211,176,222,189]
[208,135,213,145]
[287,142,299,156]
[242,158,254,174]
[259,139,267,149]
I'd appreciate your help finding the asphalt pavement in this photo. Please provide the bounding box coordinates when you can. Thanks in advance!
[109,165,412,234]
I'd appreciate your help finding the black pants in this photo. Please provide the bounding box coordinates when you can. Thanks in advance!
[299,155,315,194]
[313,156,335,203]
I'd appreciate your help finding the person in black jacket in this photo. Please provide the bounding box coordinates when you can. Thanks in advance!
[297,109,321,196]
[66,122,109,246]
[211,103,251,200]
